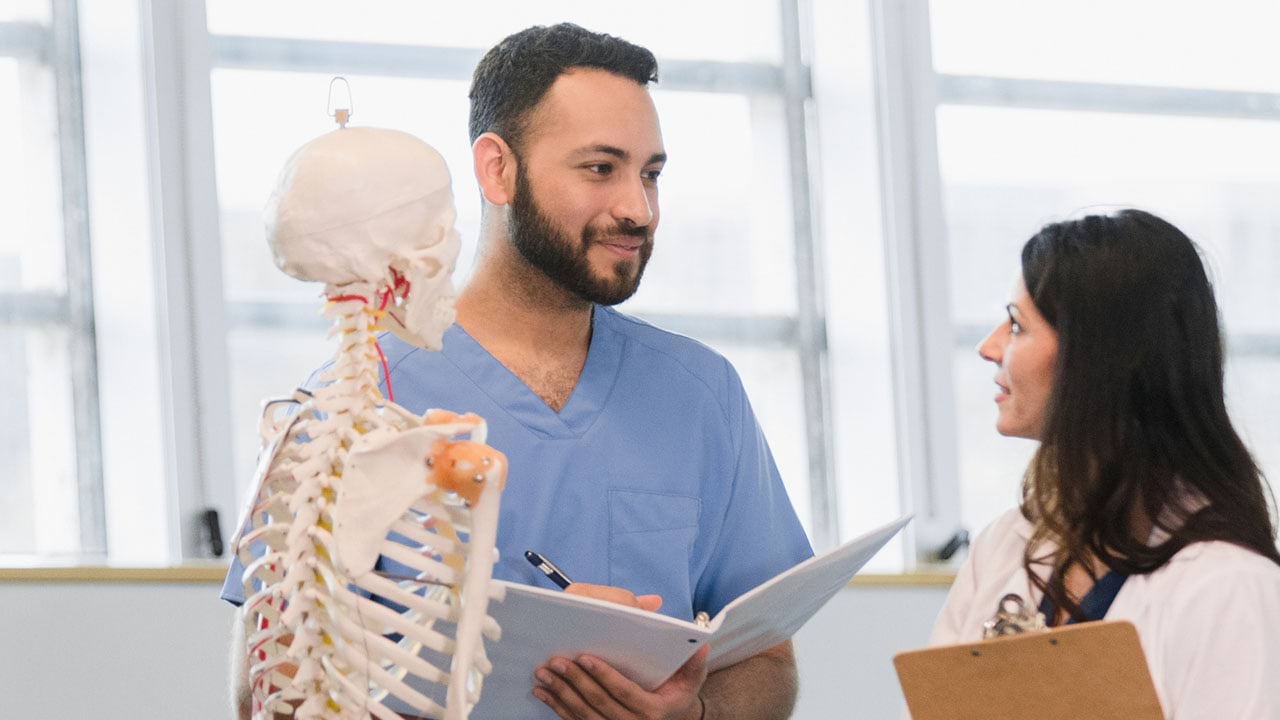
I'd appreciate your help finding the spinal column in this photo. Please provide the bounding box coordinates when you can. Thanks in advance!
[230,125,507,720]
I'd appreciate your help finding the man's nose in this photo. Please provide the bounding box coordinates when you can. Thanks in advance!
[612,175,654,228]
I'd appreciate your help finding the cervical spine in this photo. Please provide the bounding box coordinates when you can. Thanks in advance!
[234,283,506,720]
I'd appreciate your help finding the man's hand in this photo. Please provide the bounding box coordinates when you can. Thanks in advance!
[563,582,664,612]
[533,583,707,720]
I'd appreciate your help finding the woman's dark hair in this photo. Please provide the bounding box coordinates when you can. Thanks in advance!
[468,23,658,153]
[1019,208,1279,621]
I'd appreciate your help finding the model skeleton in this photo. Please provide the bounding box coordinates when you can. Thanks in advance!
[231,125,507,720]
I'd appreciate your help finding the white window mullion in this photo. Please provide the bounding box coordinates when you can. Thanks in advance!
[50,0,106,556]
[209,34,788,96]
[142,0,236,562]
[937,74,1280,122]
[779,0,838,551]
[869,0,962,564]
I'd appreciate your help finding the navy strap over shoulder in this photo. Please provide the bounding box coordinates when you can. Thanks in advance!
[1039,570,1129,626]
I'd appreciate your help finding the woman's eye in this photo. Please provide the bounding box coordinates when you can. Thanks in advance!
[643,169,662,182]
[1009,320,1023,335]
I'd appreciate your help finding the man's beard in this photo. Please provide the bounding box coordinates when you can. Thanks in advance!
[508,169,653,306]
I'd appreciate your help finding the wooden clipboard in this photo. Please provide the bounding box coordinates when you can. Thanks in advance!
[895,621,1164,720]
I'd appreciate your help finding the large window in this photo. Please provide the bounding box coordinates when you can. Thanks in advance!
[928,0,1280,535]
[10,0,1272,571]
[1,0,901,568]
[0,0,104,560]
[3,0,215,565]
[204,0,857,550]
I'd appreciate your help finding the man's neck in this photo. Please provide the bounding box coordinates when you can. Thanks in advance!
[455,243,594,363]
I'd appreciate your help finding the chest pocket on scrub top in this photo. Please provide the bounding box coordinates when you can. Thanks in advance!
[607,489,701,619]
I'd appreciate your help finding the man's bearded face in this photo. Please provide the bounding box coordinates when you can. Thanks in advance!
[508,168,653,306]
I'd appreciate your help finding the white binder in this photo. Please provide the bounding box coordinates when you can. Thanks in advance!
[473,514,912,718]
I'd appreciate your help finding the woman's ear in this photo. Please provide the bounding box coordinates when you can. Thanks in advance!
[473,132,517,206]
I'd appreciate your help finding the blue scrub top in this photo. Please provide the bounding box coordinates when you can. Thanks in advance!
[223,305,813,621]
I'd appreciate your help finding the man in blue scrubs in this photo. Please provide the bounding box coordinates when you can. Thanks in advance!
[226,23,812,720]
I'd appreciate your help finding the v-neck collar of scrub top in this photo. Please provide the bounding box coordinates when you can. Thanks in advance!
[439,304,623,440]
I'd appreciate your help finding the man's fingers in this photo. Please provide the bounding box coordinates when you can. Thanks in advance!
[564,584,666,614]
[565,583,639,607]
[533,684,580,720]
[576,654,652,712]
[660,644,710,696]
[537,658,618,720]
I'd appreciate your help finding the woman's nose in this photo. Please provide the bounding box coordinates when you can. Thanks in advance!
[977,324,1005,364]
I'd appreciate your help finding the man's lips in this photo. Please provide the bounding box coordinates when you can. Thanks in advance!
[994,379,1010,403]
[595,237,646,257]
[596,237,644,250]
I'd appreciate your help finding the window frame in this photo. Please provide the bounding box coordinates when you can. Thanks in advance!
[891,0,1280,561]
[143,0,238,561]
[39,0,1272,568]
[865,0,962,563]
[193,0,844,553]
[0,0,107,557]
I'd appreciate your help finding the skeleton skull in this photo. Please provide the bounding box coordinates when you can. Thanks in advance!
[264,126,460,349]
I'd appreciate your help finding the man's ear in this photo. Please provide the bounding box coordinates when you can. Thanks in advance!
[473,132,517,206]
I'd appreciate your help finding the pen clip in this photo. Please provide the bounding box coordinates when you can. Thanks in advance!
[525,549,573,589]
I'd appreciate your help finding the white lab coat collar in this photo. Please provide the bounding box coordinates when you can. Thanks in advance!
[1007,486,1211,564]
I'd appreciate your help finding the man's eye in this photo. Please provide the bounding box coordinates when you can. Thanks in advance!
[586,164,612,175]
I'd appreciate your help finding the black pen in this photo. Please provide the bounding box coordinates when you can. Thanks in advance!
[525,550,573,589]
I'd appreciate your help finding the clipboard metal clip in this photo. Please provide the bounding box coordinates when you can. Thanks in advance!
[982,593,1047,639]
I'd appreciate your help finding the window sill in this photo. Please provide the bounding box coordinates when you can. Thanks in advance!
[851,573,956,588]
[0,563,229,584]
[3,566,956,586]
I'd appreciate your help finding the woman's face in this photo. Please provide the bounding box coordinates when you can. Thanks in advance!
[978,276,1059,440]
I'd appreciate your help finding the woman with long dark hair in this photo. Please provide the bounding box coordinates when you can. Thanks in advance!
[926,209,1280,717]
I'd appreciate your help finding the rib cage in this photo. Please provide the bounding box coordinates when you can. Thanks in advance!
[232,292,507,720]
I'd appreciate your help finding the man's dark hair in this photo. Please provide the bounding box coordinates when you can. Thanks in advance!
[468,23,658,152]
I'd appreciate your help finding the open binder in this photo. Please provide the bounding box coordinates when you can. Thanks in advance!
[895,620,1164,720]
[471,514,912,719]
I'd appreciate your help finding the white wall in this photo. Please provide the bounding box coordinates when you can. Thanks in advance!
[0,583,232,717]
[794,586,949,718]
[0,582,948,719]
